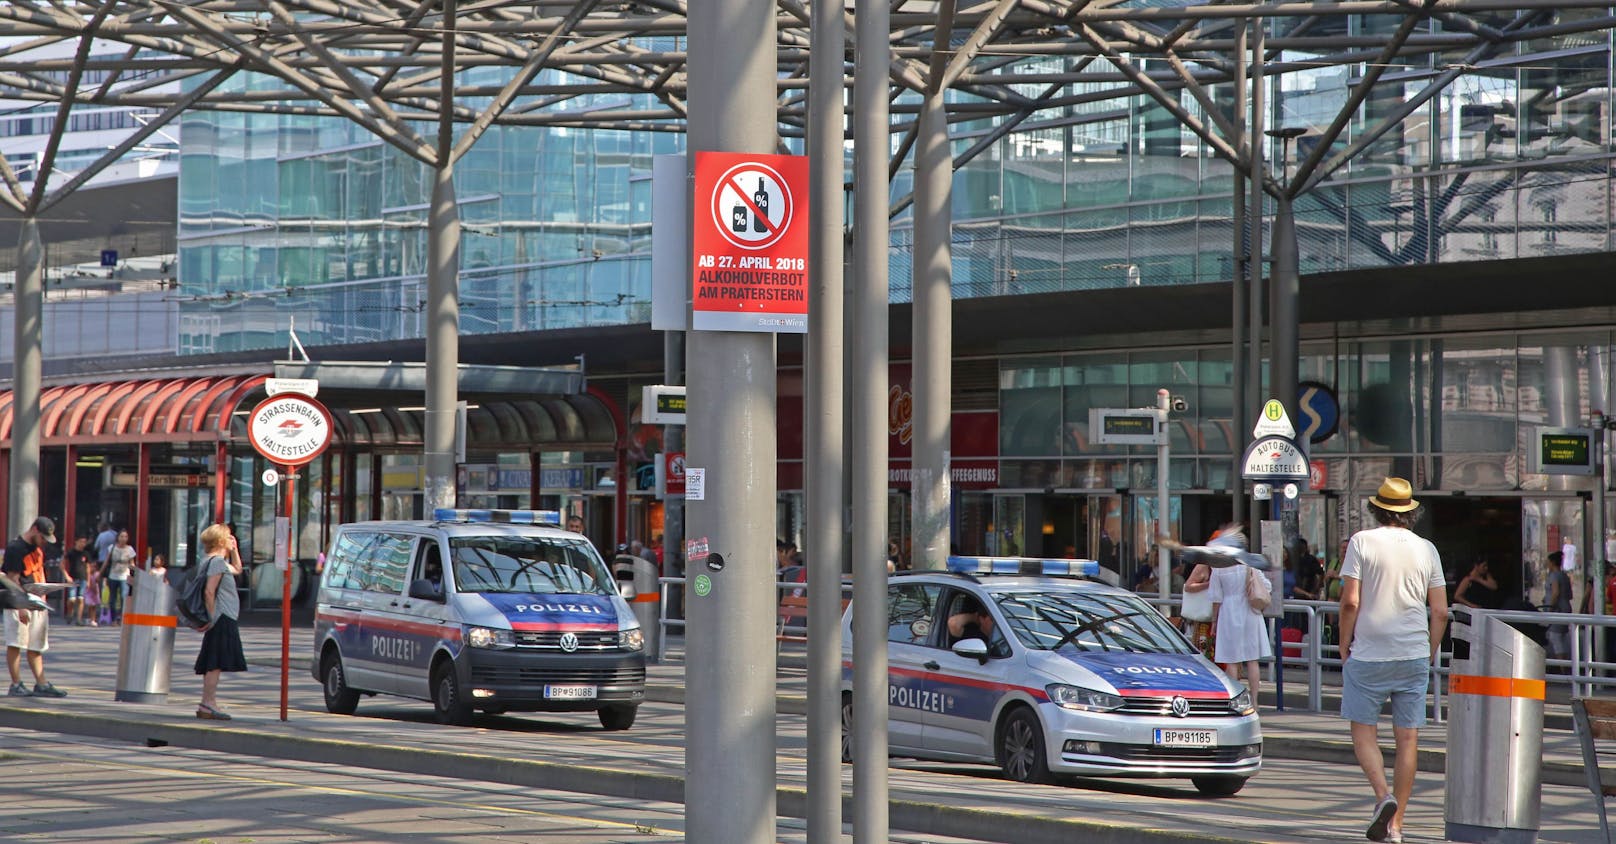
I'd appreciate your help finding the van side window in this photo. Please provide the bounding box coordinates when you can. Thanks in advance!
[887,583,942,646]
[324,531,369,590]
[360,533,415,595]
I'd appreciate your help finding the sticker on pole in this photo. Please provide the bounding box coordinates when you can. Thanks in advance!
[691,151,809,334]
[247,393,333,467]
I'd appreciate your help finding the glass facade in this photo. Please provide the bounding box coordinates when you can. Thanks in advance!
[175,23,1616,352]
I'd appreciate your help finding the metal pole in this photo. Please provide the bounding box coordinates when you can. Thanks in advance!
[1271,193,1300,465]
[1245,16,1266,534]
[657,329,684,662]
[806,0,847,833]
[911,92,952,572]
[853,0,892,831]
[9,217,42,537]
[1595,416,1608,664]
[423,0,460,514]
[280,463,294,722]
[1157,389,1171,602]
[685,0,779,836]
[1230,20,1248,532]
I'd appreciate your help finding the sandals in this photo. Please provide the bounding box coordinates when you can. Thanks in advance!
[195,704,232,721]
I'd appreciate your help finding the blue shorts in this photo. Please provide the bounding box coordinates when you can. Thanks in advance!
[1341,657,1430,728]
[64,583,83,600]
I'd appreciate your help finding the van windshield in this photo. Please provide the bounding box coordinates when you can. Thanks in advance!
[449,536,612,595]
[993,589,1196,655]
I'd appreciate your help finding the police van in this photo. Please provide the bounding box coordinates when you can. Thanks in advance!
[842,557,1262,795]
[312,509,646,729]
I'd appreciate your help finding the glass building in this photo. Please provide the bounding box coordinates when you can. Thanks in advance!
[175,19,1616,603]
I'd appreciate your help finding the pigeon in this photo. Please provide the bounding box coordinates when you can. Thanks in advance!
[1158,525,1272,571]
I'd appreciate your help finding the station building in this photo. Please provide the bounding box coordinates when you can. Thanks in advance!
[8,22,1616,608]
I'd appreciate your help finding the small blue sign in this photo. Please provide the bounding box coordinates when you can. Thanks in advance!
[1298,381,1339,444]
[99,249,118,268]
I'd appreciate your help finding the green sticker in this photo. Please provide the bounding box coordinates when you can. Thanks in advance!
[692,574,712,597]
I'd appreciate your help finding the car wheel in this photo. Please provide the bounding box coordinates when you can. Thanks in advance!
[598,704,637,731]
[432,662,474,726]
[840,693,853,763]
[1192,776,1248,797]
[320,650,359,715]
[998,707,1051,784]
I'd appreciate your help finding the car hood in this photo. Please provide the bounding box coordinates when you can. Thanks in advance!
[458,592,633,631]
[1042,650,1234,698]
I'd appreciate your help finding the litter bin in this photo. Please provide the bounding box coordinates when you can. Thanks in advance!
[1445,607,1544,844]
[612,554,661,662]
[115,569,177,703]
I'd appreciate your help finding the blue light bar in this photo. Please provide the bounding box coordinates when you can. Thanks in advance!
[432,508,561,526]
[946,556,1101,577]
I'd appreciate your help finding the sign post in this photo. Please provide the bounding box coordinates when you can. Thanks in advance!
[1242,398,1308,712]
[246,389,332,721]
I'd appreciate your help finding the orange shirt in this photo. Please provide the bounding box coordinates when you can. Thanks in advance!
[21,547,43,584]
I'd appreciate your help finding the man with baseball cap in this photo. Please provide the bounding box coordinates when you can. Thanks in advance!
[1338,479,1447,842]
[2,516,67,697]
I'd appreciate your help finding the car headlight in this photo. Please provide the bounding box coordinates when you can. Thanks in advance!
[1230,689,1254,715]
[618,628,644,651]
[466,626,515,649]
[1046,684,1124,712]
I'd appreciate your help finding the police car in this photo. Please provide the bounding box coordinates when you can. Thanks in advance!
[312,509,646,729]
[841,557,1262,795]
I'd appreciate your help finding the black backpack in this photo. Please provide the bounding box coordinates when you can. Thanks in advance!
[175,563,213,629]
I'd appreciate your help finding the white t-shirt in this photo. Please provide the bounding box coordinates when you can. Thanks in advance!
[1340,526,1445,662]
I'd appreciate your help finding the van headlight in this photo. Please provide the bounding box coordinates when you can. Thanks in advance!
[466,626,515,649]
[1046,684,1124,712]
[618,628,644,651]
[1230,689,1255,715]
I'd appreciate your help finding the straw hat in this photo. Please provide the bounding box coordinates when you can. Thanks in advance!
[1368,477,1419,513]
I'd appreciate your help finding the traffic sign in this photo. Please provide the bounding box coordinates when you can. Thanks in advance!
[1297,381,1339,444]
[691,152,809,334]
[1242,435,1310,481]
[247,392,333,467]
[1252,398,1296,439]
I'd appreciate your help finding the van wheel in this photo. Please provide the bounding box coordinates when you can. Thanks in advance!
[321,651,359,715]
[598,704,637,731]
[432,663,474,726]
[1192,776,1248,797]
[998,707,1051,784]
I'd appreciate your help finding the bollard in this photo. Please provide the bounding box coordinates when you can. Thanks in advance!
[115,568,178,703]
[1444,607,1544,844]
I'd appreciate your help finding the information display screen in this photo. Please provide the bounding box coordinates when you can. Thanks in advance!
[1103,416,1155,438]
[1536,427,1595,476]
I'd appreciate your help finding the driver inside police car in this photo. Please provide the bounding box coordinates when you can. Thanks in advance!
[946,597,996,646]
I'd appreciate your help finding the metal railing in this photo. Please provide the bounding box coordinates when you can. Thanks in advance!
[652,579,1616,714]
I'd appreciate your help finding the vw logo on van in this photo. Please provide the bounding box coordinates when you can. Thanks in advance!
[559,632,580,652]
[1170,696,1190,718]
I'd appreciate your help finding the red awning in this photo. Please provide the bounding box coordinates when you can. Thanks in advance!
[0,374,268,447]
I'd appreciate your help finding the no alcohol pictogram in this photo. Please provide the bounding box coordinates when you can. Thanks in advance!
[709,161,794,251]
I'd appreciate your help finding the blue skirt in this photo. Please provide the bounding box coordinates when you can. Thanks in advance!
[193,614,248,674]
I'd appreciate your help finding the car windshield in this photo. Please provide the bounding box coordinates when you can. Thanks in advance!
[449,535,612,595]
[992,589,1195,655]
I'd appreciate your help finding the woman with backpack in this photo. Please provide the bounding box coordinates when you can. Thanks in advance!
[1209,534,1273,699]
[193,524,246,721]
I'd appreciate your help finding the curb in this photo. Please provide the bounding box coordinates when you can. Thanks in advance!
[0,704,1250,844]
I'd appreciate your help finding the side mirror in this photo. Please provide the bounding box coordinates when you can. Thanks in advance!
[952,638,990,663]
[408,578,444,602]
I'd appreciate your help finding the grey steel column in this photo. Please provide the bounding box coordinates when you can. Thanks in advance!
[911,93,952,571]
[10,217,42,534]
[661,328,683,658]
[424,166,461,514]
[685,0,778,837]
[853,0,891,832]
[1230,19,1248,528]
[423,0,460,514]
[1246,17,1266,492]
[1271,193,1299,433]
[806,0,847,835]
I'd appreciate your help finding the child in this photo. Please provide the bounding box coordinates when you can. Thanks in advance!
[83,562,101,627]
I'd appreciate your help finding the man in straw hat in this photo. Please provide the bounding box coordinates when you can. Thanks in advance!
[1338,478,1448,843]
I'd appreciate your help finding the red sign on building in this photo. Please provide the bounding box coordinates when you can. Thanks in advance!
[690,152,809,334]
[664,451,686,496]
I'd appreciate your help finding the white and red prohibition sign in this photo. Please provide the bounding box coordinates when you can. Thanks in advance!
[708,160,795,251]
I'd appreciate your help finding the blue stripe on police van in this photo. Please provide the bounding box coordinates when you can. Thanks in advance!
[1061,651,1230,696]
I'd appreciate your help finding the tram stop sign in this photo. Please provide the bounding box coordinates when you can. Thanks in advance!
[247,392,333,467]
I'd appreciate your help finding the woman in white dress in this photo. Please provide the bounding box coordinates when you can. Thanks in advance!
[1209,561,1271,695]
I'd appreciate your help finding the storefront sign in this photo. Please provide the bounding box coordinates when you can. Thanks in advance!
[107,464,210,489]
[690,151,809,333]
